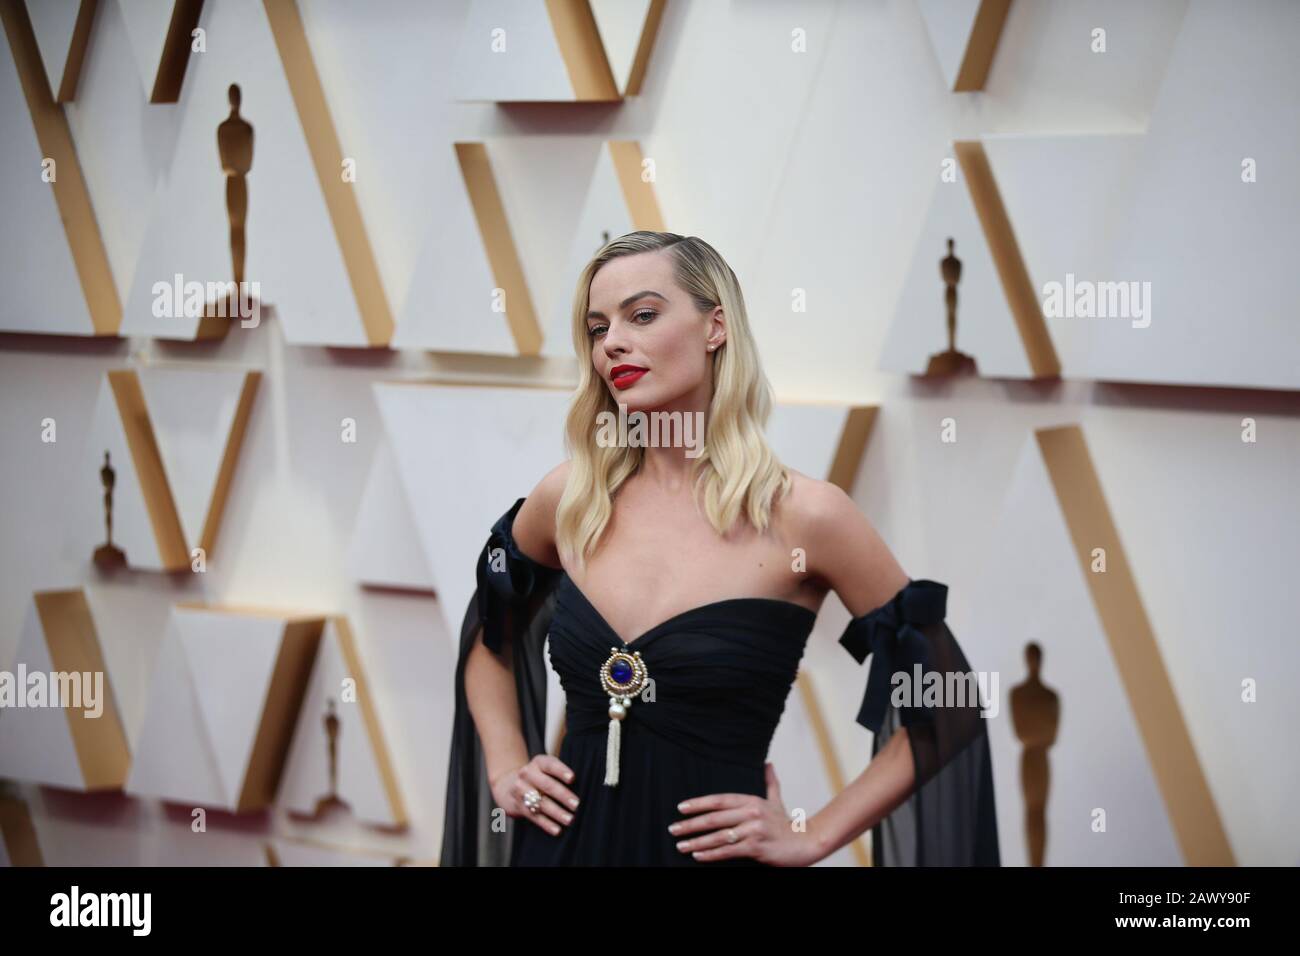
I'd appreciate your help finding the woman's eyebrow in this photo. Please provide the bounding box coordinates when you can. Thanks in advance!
[587,290,668,320]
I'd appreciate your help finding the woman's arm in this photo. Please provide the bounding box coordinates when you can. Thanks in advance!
[464,632,529,787]
[796,478,918,861]
[463,463,568,786]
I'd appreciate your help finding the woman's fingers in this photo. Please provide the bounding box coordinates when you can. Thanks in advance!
[671,800,763,853]
[531,757,580,811]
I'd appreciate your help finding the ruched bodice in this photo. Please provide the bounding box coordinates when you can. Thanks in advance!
[548,573,817,765]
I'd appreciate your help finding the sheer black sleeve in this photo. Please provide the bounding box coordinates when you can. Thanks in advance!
[837,578,1000,866]
[439,497,562,867]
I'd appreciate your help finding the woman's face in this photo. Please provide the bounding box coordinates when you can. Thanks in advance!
[585,250,724,414]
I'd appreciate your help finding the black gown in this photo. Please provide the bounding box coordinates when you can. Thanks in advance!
[439,497,1000,867]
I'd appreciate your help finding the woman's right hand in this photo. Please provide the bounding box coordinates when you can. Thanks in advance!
[491,755,580,836]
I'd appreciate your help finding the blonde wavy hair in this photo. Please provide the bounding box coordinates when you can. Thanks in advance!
[555,231,792,573]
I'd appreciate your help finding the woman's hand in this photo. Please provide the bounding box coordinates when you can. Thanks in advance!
[491,755,580,836]
[669,763,825,866]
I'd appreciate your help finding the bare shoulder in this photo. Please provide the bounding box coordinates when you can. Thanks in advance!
[510,460,570,569]
[778,467,858,537]
[779,467,908,617]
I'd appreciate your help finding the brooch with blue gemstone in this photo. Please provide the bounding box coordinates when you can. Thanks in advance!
[599,648,649,786]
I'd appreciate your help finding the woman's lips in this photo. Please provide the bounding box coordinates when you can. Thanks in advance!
[611,367,647,389]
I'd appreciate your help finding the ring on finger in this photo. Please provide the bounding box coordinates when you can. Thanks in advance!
[523,788,541,813]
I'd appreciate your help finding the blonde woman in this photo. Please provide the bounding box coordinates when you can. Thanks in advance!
[441,231,998,867]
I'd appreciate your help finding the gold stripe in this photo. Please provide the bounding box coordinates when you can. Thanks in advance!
[237,616,325,812]
[455,142,544,355]
[544,0,618,101]
[0,0,121,335]
[1037,424,1235,864]
[263,0,394,346]
[107,369,189,569]
[953,0,1013,92]
[149,0,203,103]
[0,796,45,866]
[198,371,261,555]
[623,0,667,98]
[955,139,1060,378]
[55,0,97,102]
[827,406,878,495]
[35,589,130,791]
[335,617,408,827]
[609,141,666,231]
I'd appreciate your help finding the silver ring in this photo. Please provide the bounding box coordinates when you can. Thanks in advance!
[726,828,738,844]
[523,789,541,813]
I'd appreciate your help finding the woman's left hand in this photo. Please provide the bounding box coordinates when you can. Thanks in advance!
[670,762,825,866]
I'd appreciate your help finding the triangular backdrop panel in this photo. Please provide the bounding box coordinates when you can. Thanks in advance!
[983,133,1146,374]
[277,618,405,827]
[879,153,1035,379]
[125,609,227,807]
[971,434,1181,865]
[24,0,85,101]
[178,606,305,810]
[390,145,522,358]
[918,0,984,90]
[136,366,260,554]
[347,439,436,592]
[126,604,324,812]
[589,0,661,97]
[372,383,570,650]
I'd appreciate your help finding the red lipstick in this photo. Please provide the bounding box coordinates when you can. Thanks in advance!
[610,364,648,389]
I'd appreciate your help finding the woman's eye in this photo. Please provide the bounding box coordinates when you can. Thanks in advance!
[586,311,653,337]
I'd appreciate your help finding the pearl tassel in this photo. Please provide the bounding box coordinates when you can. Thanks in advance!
[604,696,627,786]
[598,649,646,788]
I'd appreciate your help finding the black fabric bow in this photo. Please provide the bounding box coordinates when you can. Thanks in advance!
[837,578,948,733]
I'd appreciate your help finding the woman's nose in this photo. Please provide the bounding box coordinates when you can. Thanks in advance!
[602,319,628,354]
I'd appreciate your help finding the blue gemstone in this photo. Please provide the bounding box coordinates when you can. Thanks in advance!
[611,659,633,684]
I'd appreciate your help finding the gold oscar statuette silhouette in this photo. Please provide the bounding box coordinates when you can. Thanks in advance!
[1009,642,1059,866]
[92,451,127,570]
[217,83,254,318]
[924,237,979,376]
[311,697,350,817]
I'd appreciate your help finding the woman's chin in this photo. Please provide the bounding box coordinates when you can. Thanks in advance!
[608,389,653,413]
